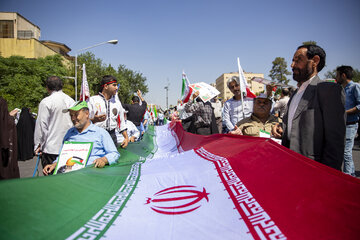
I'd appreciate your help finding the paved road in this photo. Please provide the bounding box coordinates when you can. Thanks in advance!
[353,139,360,177]
[18,155,43,178]
[17,140,360,179]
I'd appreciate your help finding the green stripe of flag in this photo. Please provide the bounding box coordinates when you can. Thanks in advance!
[0,126,157,240]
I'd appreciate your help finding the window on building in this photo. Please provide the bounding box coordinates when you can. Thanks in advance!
[17,30,34,39]
[0,20,14,38]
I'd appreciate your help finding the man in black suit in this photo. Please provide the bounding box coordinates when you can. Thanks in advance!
[272,45,346,170]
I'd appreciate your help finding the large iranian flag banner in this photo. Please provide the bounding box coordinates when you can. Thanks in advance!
[1,122,360,239]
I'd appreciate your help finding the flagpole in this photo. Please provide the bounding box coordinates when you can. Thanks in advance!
[82,64,85,101]
[237,57,246,119]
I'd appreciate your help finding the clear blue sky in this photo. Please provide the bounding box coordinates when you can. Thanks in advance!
[2,0,360,108]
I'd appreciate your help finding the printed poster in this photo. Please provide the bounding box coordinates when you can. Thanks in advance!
[189,82,220,102]
[54,141,93,175]
[259,129,282,144]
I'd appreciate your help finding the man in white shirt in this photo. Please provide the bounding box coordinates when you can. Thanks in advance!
[158,111,164,125]
[34,76,75,168]
[273,88,290,119]
[88,75,129,148]
[116,111,140,144]
[222,76,253,133]
[211,96,223,133]
[272,45,345,170]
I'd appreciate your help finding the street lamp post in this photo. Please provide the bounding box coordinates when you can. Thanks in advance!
[74,39,118,101]
[164,79,170,110]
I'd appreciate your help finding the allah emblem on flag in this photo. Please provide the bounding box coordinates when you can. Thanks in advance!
[145,185,210,215]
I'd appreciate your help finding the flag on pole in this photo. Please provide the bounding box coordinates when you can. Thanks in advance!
[235,58,257,98]
[79,63,90,102]
[153,105,158,119]
[149,104,158,121]
[245,87,257,98]
[188,82,220,103]
[114,83,123,129]
[181,72,193,103]
[237,58,248,97]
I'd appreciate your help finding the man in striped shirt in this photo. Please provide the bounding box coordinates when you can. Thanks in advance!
[222,77,253,133]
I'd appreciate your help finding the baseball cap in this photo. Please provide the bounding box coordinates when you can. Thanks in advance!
[63,101,88,113]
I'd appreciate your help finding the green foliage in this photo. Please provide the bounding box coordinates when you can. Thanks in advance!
[302,40,317,45]
[0,55,70,112]
[76,52,148,104]
[325,67,360,83]
[351,69,360,82]
[75,52,106,96]
[116,64,148,103]
[269,57,291,85]
[324,69,336,79]
[0,52,148,113]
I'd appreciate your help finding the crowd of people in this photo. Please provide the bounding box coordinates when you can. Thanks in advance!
[163,44,360,176]
[0,44,359,179]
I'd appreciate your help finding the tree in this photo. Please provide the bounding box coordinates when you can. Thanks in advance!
[302,41,317,45]
[0,55,70,112]
[269,57,291,85]
[116,65,148,103]
[76,52,148,104]
[0,52,148,112]
[325,67,360,83]
[75,52,107,97]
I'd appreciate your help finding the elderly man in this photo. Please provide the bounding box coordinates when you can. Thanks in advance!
[222,76,253,133]
[230,94,281,136]
[43,101,120,175]
[272,44,345,170]
[88,75,129,148]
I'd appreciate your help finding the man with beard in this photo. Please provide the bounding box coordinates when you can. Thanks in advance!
[272,45,346,170]
[42,101,120,175]
[88,75,129,148]
[230,94,281,137]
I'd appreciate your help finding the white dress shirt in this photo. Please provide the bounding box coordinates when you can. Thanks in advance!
[34,90,75,154]
[88,93,127,132]
[211,101,223,118]
[177,103,192,120]
[116,120,140,143]
[287,75,316,139]
[273,96,290,118]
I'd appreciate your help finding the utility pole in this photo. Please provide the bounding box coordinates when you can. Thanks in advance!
[164,79,170,110]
